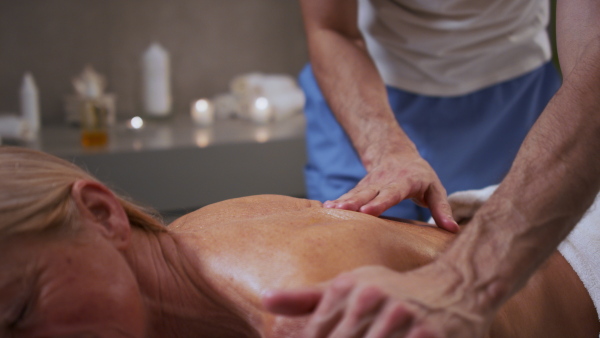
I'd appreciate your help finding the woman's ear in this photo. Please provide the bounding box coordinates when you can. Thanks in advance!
[71,179,131,250]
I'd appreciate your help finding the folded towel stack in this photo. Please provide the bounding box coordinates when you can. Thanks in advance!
[215,73,305,124]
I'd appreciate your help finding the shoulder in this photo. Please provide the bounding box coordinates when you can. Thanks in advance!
[193,194,322,219]
[169,195,322,229]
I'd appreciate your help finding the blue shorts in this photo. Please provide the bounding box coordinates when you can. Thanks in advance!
[301,62,561,220]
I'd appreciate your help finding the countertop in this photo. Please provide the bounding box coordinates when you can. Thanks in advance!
[25,113,308,215]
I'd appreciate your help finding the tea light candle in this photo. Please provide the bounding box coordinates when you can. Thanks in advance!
[249,96,273,124]
[128,116,144,130]
[191,99,215,127]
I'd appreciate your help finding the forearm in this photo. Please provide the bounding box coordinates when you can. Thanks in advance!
[300,1,417,169]
[263,2,599,336]
[436,4,600,315]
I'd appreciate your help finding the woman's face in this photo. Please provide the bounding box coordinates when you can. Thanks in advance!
[0,230,146,338]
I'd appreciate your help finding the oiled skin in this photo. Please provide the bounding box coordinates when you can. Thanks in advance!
[170,195,599,338]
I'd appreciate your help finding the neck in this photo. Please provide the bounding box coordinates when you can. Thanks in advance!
[124,228,259,337]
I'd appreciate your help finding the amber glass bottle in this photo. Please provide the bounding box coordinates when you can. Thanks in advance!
[80,100,108,148]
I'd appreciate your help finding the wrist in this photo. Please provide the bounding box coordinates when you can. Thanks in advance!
[422,263,509,325]
[360,130,419,170]
[433,198,527,314]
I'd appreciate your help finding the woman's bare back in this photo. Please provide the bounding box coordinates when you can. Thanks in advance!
[170,195,599,337]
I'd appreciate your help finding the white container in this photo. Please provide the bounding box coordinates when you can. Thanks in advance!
[20,72,40,133]
[142,43,172,117]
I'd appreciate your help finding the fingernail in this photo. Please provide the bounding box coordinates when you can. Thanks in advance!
[451,220,460,232]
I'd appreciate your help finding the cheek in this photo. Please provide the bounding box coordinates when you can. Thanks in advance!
[32,253,147,337]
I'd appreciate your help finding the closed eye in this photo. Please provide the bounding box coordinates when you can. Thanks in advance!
[8,299,30,330]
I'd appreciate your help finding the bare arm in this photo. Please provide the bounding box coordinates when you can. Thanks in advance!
[300,0,400,157]
[299,0,457,231]
[264,1,600,336]
[438,0,600,318]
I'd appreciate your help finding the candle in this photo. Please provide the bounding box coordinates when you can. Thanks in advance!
[20,72,40,134]
[128,116,144,130]
[142,43,172,118]
[249,96,273,124]
[191,99,215,127]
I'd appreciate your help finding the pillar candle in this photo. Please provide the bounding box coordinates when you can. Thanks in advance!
[20,72,40,133]
[142,43,172,117]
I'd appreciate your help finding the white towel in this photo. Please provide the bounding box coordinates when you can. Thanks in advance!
[430,186,600,322]
[230,73,297,98]
[443,185,499,224]
[213,93,241,119]
[0,114,35,142]
[226,73,305,123]
[557,195,600,323]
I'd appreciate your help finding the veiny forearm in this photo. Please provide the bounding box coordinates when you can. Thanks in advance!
[300,2,417,169]
[435,0,600,316]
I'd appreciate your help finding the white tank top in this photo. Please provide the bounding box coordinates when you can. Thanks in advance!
[358,0,552,96]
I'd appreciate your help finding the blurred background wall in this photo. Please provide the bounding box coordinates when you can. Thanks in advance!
[0,0,308,125]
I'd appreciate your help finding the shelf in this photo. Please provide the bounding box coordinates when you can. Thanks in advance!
[34,113,306,156]
[26,114,307,214]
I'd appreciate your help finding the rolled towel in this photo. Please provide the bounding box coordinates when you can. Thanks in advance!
[213,93,241,119]
[230,73,297,98]
[444,185,498,223]
[269,89,305,121]
[229,73,264,97]
[0,114,34,142]
[259,75,298,97]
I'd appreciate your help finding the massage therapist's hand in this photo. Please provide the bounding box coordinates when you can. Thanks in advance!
[324,152,459,233]
[263,264,493,338]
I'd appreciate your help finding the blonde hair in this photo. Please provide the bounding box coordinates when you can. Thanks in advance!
[0,146,166,235]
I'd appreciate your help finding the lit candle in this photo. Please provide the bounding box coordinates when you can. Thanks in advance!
[249,96,273,124]
[191,99,215,127]
[127,116,144,130]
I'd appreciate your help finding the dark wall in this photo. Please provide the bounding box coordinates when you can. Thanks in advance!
[0,0,308,124]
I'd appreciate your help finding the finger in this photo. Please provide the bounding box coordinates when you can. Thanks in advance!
[359,187,402,216]
[360,174,425,216]
[405,326,438,338]
[326,188,379,212]
[329,286,386,338]
[304,275,357,338]
[262,288,323,316]
[426,185,459,233]
[364,300,414,338]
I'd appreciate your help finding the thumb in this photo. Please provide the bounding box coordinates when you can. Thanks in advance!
[261,288,323,316]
